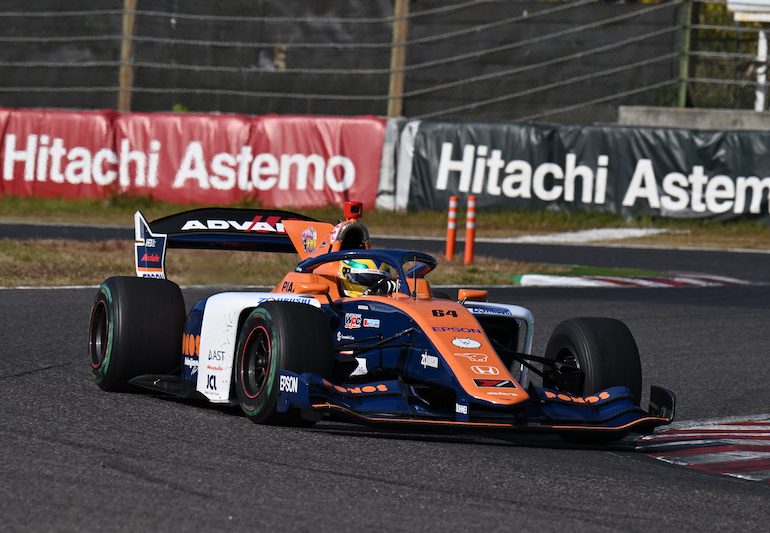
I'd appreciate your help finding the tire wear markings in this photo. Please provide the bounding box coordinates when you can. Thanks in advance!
[636,416,770,483]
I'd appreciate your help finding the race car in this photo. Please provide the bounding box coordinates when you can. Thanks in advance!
[88,201,675,441]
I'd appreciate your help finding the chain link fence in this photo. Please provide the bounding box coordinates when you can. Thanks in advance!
[0,0,762,123]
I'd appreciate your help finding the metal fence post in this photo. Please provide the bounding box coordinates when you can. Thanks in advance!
[756,27,768,111]
[677,0,693,108]
[118,0,137,112]
[387,0,410,118]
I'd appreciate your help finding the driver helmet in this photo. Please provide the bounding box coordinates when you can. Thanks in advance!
[338,258,393,297]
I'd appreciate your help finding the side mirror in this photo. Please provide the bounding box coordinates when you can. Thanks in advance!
[458,288,488,302]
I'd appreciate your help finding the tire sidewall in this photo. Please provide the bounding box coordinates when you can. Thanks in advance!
[90,284,116,387]
[235,307,280,422]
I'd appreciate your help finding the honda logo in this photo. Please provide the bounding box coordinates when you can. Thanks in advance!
[471,365,499,375]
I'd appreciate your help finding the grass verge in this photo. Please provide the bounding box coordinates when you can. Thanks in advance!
[0,239,660,287]
[0,195,769,249]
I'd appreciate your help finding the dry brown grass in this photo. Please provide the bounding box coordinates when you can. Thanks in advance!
[0,239,571,287]
[1,195,769,250]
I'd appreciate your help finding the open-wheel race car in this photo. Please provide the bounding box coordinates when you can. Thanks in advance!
[88,201,675,441]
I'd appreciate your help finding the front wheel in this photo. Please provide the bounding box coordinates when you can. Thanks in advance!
[543,317,642,403]
[234,302,333,425]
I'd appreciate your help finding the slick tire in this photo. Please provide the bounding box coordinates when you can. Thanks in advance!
[543,317,642,403]
[234,302,333,425]
[89,276,186,392]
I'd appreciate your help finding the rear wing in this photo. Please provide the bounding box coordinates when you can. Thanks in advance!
[134,208,322,279]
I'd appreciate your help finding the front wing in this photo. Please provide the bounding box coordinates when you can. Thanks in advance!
[277,371,675,437]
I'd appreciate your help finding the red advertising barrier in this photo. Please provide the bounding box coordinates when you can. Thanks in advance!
[0,107,386,208]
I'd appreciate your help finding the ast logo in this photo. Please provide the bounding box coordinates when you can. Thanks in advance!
[451,337,481,349]
[280,375,299,393]
[420,352,439,369]
[207,349,224,361]
[471,365,499,375]
[455,353,488,363]
[344,313,362,329]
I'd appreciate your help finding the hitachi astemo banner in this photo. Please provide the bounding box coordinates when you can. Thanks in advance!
[396,120,770,218]
[0,108,385,208]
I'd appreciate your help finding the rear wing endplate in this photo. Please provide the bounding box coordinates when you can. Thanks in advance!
[134,208,317,279]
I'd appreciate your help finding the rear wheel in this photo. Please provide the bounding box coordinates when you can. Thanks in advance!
[543,317,642,403]
[88,276,185,391]
[234,302,333,425]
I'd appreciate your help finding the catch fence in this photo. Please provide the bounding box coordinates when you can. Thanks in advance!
[0,0,763,122]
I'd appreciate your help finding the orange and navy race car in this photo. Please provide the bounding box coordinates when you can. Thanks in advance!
[88,201,675,441]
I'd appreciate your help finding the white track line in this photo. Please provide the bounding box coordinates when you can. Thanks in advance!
[373,234,770,254]
[653,413,770,430]
[654,451,770,466]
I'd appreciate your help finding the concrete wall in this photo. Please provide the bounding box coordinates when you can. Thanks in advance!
[618,105,770,130]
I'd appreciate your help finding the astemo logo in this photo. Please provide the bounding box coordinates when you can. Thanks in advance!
[173,141,357,193]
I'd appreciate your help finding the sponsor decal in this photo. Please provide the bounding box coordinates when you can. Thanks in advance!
[336,331,355,342]
[0,135,360,195]
[454,353,488,363]
[351,357,368,377]
[184,356,198,375]
[433,326,481,333]
[256,296,314,305]
[135,214,166,278]
[432,309,458,317]
[206,364,224,372]
[428,137,770,218]
[544,390,610,404]
[455,403,468,415]
[420,352,439,369]
[467,306,513,316]
[180,216,285,233]
[0,113,384,209]
[362,318,380,328]
[486,391,518,397]
[329,383,389,395]
[182,333,200,357]
[452,337,481,349]
[344,313,362,329]
[357,304,369,311]
[281,281,294,292]
[207,349,224,361]
[471,365,499,375]
[207,374,217,390]
[279,375,299,393]
[473,379,516,388]
[301,226,318,253]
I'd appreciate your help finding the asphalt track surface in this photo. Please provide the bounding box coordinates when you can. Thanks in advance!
[1,283,769,531]
[3,221,770,283]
